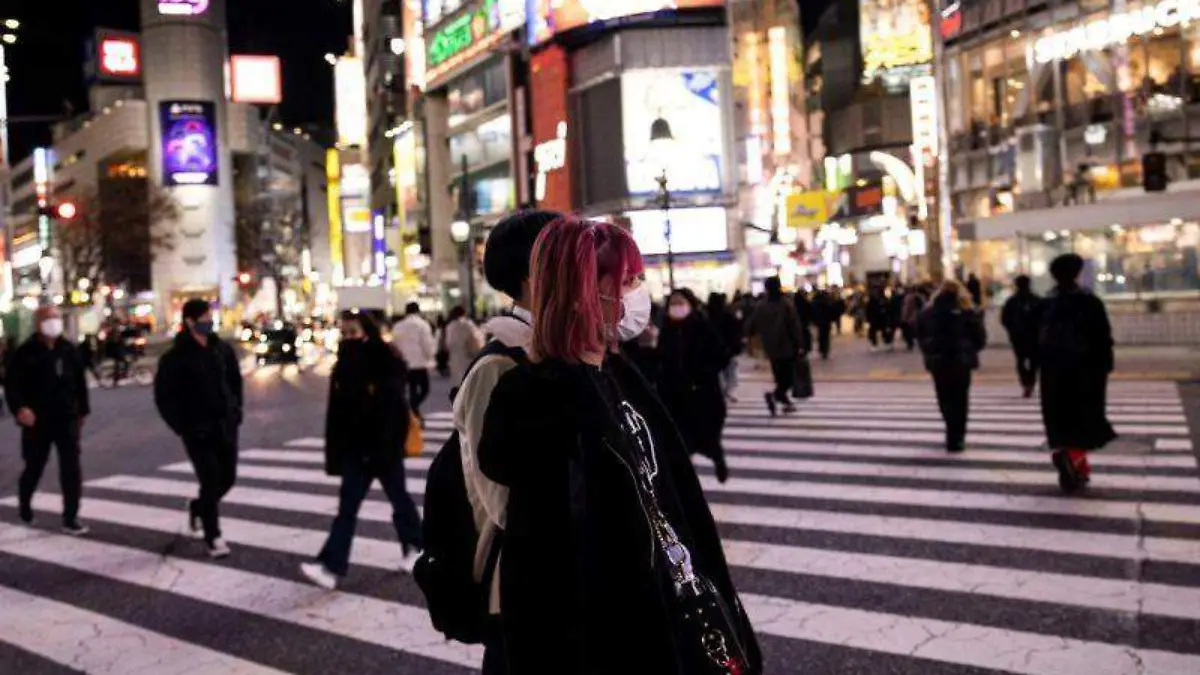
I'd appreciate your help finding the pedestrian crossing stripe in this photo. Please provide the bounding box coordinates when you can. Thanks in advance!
[1,381,1197,674]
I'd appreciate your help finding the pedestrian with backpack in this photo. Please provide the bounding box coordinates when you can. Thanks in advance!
[475,217,761,675]
[412,210,560,672]
[917,280,987,453]
[1000,275,1045,398]
[299,311,422,590]
[1039,254,1116,493]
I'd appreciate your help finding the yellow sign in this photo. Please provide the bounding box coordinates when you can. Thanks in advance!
[786,191,836,229]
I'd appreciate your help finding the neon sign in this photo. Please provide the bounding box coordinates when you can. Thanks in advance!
[158,0,210,16]
[100,37,140,78]
[1033,0,1200,63]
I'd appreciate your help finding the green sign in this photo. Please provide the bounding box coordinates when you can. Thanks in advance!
[428,0,500,69]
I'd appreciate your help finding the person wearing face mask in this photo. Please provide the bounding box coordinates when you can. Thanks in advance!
[6,305,91,535]
[300,311,423,589]
[154,299,243,558]
[657,289,732,483]
[476,217,761,675]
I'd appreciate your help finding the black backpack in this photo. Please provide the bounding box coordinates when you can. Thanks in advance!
[413,340,527,644]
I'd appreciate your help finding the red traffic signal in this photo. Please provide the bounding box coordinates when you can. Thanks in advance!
[236,272,253,286]
[55,202,78,220]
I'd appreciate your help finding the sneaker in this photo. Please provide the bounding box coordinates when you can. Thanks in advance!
[781,403,797,415]
[946,443,965,454]
[61,521,90,536]
[300,562,338,590]
[399,546,423,574]
[18,501,33,526]
[763,393,777,418]
[207,538,232,559]
[1051,451,1083,493]
[184,500,202,539]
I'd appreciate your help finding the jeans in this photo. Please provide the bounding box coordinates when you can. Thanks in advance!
[184,428,239,544]
[317,457,423,576]
[20,421,83,524]
[1013,347,1039,391]
[769,357,796,405]
[719,359,739,398]
[406,369,431,417]
[932,367,972,449]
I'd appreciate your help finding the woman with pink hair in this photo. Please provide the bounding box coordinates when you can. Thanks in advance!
[477,216,760,674]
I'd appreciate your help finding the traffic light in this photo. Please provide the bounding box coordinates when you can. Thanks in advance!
[236,272,253,288]
[55,201,78,220]
[1143,151,1168,192]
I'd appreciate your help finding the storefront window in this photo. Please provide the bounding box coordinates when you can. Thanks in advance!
[447,60,508,127]
[448,113,512,172]
[1002,36,1030,126]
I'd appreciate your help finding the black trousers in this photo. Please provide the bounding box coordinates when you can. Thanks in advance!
[406,369,431,416]
[481,616,507,675]
[769,357,796,404]
[931,367,972,449]
[184,428,239,544]
[1013,347,1038,391]
[902,324,916,351]
[20,421,83,524]
[816,324,832,359]
[868,323,888,346]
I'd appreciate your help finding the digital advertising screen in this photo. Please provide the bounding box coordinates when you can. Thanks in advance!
[621,68,725,195]
[528,0,724,46]
[859,0,933,88]
[159,101,219,187]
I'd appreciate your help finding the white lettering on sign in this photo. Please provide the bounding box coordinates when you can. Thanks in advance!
[534,121,567,201]
[101,39,139,77]
[1033,0,1200,63]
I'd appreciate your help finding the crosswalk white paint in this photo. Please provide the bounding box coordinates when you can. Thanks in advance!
[2,380,1197,675]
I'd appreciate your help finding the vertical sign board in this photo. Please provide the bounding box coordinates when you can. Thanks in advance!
[529,45,573,212]
[160,101,219,187]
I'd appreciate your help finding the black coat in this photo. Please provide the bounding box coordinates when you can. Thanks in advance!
[811,292,837,328]
[324,339,410,477]
[478,356,761,675]
[154,332,243,439]
[866,293,890,327]
[657,314,729,462]
[5,336,90,423]
[710,309,745,358]
[1039,287,1116,451]
[1001,290,1044,353]
[917,292,987,371]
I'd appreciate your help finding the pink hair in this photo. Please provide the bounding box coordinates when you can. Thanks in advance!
[530,217,644,363]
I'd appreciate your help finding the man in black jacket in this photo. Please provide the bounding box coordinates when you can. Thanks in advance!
[6,306,91,534]
[154,298,243,558]
[1000,275,1044,398]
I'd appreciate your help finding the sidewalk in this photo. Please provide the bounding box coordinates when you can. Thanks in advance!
[741,333,1200,383]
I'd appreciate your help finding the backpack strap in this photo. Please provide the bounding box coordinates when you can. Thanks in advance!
[449,339,529,405]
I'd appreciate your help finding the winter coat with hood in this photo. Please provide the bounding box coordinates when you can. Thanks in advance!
[1039,286,1116,451]
[656,311,729,462]
[155,331,242,439]
[917,291,987,372]
[746,297,803,360]
[477,355,761,675]
[323,337,409,477]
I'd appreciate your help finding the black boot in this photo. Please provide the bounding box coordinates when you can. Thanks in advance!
[714,456,730,484]
[763,392,777,417]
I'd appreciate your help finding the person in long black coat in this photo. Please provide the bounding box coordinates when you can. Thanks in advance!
[707,292,745,401]
[917,281,987,453]
[865,287,890,349]
[659,290,732,483]
[300,311,423,590]
[1039,254,1116,493]
[1000,275,1045,398]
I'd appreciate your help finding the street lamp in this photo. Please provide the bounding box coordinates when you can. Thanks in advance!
[649,117,676,292]
[449,218,474,319]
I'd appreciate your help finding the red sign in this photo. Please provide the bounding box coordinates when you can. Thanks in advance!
[530,45,573,212]
[100,37,141,78]
[940,8,963,40]
[529,0,725,46]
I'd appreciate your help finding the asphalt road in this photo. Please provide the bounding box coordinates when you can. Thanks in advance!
[0,355,1198,675]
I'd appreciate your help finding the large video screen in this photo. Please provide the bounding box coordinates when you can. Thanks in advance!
[622,68,725,196]
[860,0,933,88]
[160,101,218,187]
[528,0,723,46]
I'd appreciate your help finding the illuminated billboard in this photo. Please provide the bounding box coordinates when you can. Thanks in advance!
[160,101,218,186]
[335,56,368,147]
[99,35,141,80]
[425,0,524,87]
[158,0,210,16]
[860,0,933,88]
[230,55,283,104]
[528,0,723,46]
[622,68,725,195]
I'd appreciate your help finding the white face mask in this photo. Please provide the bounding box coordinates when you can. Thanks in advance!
[615,285,652,342]
[668,304,691,321]
[40,318,64,339]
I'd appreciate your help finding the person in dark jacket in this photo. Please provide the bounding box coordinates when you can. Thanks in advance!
[746,276,804,416]
[793,289,814,354]
[477,218,761,675]
[707,292,744,402]
[917,281,987,453]
[1039,254,1116,493]
[1000,275,1045,398]
[300,311,422,589]
[887,282,906,349]
[660,290,732,483]
[6,305,91,534]
[154,299,244,558]
[966,273,984,308]
[811,288,837,360]
[865,286,890,349]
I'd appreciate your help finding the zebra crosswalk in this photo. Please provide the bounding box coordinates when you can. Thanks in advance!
[0,380,1198,674]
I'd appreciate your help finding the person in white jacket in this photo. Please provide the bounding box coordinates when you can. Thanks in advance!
[390,303,436,418]
[453,209,560,675]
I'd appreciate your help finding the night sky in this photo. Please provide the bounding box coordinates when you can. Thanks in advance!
[4,0,352,163]
[5,0,831,164]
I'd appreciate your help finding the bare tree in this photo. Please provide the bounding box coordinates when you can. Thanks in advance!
[58,180,180,295]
